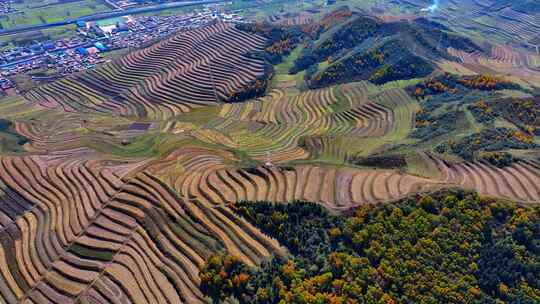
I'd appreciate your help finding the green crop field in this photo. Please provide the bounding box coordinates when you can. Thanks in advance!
[0,0,111,29]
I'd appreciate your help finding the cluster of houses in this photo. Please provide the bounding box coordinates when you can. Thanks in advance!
[112,8,244,49]
[0,76,13,92]
[0,36,108,76]
[0,0,14,15]
[0,5,246,92]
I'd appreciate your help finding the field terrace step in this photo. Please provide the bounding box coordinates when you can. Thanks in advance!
[0,156,284,303]
[151,148,443,213]
[206,84,409,163]
[152,148,540,220]
[431,156,540,203]
[24,22,268,120]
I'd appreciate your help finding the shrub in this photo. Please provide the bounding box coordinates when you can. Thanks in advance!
[436,128,537,161]
[479,152,514,168]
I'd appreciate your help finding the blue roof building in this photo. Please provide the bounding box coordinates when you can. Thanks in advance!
[43,42,55,50]
[94,42,107,52]
[75,47,88,55]
[115,23,129,32]
[30,44,44,55]
[76,20,86,28]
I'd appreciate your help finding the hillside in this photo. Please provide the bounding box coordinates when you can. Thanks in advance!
[25,22,271,119]
[201,189,540,303]
[290,13,481,87]
[490,0,540,14]
[0,155,286,303]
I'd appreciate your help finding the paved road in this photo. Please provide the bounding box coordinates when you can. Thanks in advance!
[0,0,226,37]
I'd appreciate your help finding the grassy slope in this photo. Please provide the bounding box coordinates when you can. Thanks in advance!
[271,45,305,90]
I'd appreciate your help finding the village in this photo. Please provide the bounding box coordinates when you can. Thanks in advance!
[0,4,245,93]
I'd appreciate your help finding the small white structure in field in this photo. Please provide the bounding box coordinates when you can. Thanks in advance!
[264,151,273,167]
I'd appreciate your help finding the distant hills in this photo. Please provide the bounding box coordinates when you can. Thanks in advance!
[290,9,481,88]
[490,0,540,14]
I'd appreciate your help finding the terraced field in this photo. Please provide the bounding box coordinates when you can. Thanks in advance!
[179,81,418,163]
[429,155,540,203]
[25,22,268,119]
[148,148,540,216]
[387,0,540,44]
[268,12,314,26]
[150,147,440,212]
[448,46,540,80]
[0,155,283,303]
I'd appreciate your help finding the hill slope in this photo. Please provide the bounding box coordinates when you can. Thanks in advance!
[25,22,270,119]
[201,189,540,303]
[290,14,481,87]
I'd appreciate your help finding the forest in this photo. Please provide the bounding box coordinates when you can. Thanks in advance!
[308,39,434,88]
[200,190,540,303]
